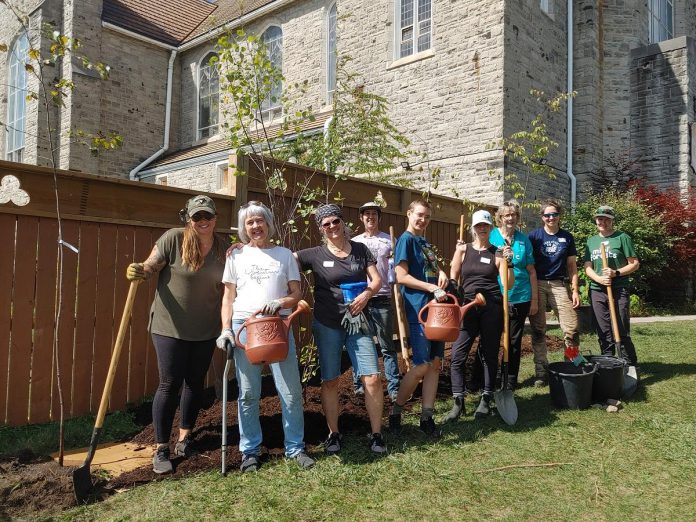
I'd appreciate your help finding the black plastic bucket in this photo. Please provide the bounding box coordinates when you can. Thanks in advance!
[548,361,597,409]
[587,355,625,403]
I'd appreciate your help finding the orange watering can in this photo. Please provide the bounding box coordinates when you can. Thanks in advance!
[418,293,486,342]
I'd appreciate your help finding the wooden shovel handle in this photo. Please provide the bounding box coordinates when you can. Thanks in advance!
[390,226,411,370]
[600,242,622,343]
[459,214,465,242]
[501,257,510,363]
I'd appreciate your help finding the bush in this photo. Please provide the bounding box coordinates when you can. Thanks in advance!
[564,188,673,298]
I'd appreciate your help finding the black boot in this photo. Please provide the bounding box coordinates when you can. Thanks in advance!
[474,393,492,418]
[442,396,465,423]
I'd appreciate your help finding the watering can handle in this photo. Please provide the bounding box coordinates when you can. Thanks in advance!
[417,293,458,325]
[234,322,248,350]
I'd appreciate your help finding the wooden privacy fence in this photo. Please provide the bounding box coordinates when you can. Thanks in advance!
[1,156,490,427]
[0,161,236,426]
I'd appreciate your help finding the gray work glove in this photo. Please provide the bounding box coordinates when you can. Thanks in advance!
[340,309,370,336]
[126,262,146,281]
[260,299,282,316]
[216,328,235,352]
[433,288,447,301]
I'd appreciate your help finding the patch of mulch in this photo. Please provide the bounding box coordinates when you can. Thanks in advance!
[1,334,563,520]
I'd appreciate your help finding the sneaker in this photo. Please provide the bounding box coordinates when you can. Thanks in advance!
[474,394,492,418]
[419,417,442,439]
[369,433,387,455]
[533,377,548,388]
[324,432,343,455]
[442,396,464,423]
[291,451,315,469]
[388,413,402,431]
[152,446,173,474]
[174,434,197,457]
[240,454,260,473]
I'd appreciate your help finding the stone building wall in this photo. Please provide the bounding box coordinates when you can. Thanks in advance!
[630,37,696,191]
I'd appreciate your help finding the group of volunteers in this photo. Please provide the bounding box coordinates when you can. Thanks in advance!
[126,193,639,475]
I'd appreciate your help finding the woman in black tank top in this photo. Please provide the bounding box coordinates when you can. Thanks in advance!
[443,210,514,421]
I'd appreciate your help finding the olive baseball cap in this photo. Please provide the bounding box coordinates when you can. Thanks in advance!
[186,195,216,216]
[359,201,382,215]
[593,205,615,219]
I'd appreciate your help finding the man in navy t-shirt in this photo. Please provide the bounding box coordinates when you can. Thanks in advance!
[527,199,580,386]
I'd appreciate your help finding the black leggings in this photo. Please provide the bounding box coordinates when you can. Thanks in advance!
[507,301,531,380]
[152,334,216,444]
[450,296,503,396]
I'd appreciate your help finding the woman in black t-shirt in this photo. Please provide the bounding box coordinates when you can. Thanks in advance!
[295,204,386,456]
[444,210,514,421]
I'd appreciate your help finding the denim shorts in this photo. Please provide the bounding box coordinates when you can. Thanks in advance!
[312,319,380,381]
[408,322,445,365]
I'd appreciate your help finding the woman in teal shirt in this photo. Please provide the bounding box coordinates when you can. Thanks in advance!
[490,200,537,389]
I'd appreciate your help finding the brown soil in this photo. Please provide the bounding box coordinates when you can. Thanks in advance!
[0,335,563,520]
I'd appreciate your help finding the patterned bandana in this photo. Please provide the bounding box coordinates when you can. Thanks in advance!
[314,203,343,227]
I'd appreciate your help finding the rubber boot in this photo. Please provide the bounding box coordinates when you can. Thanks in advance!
[474,393,492,418]
[442,396,465,423]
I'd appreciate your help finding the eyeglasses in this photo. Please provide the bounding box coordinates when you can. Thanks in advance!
[543,212,560,218]
[321,218,342,229]
[191,211,215,222]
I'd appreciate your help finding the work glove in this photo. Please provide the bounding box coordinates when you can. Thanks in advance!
[216,328,236,352]
[126,262,146,281]
[433,288,447,301]
[340,309,370,336]
[260,299,281,316]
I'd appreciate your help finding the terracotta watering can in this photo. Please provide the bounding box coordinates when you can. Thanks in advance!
[235,300,311,364]
[418,293,486,342]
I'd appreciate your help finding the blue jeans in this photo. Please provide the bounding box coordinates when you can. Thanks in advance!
[232,319,305,458]
[352,298,401,397]
[312,319,380,381]
[409,322,445,365]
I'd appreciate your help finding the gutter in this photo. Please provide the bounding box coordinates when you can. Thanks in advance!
[129,49,177,180]
[567,0,577,210]
[102,21,176,50]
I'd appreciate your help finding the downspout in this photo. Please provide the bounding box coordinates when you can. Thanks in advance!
[130,49,177,180]
[567,0,577,209]
[323,115,333,173]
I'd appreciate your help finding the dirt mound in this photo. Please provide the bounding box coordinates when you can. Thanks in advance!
[0,335,563,519]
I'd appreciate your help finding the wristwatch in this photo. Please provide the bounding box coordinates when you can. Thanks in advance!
[614,270,620,278]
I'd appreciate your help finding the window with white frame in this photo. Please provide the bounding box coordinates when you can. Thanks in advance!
[397,0,432,59]
[260,26,283,121]
[648,0,673,43]
[198,52,219,139]
[540,0,553,17]
[6,33,29,162]
[327,4,337,102]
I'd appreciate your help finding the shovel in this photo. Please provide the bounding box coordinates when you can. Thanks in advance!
[494,257,518,425]
[221,339,235,475]
[600,243,638,397]
[390,226,412,371]
[73,280,140,503]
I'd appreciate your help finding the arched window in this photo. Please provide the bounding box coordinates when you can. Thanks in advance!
[198,52,219,139]
[260,26,283,121]
[327,4,337,102]
[6,33,29,162]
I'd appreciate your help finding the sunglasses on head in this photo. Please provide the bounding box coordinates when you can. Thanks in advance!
[543,212,560,218]
[191,211,215,222]
[321,218,342,229]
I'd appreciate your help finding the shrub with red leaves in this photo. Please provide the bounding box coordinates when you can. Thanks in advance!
[633,182,696,275]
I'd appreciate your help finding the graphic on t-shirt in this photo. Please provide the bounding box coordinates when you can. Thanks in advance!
[421,245,438,279]
[543,240,559,257]
[246,263,280,285]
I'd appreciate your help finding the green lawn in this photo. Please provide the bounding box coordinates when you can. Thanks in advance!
[35,322,696,520]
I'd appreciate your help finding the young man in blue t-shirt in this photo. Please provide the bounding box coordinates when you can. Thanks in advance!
[389,199,448,438]
[527,199,580,385]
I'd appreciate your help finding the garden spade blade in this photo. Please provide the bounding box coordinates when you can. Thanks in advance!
[494,257,517,426]
[73,280,140,503]
[623,365,638,397]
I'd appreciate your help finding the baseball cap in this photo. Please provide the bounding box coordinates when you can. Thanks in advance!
[359,201,382,215]
[471,210,494,227]
[186,195,216,216]
[593,205,615,219]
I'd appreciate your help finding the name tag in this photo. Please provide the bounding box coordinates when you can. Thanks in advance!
[559,237,567,243]
[323,261,335,268]
[480,257,491,264]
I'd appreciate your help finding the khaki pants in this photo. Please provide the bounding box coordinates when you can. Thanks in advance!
[528,279,579,377]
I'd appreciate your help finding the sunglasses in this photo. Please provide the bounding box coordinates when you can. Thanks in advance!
[321,218,342,229]
[191,211,215,222]
[543,212,560,218]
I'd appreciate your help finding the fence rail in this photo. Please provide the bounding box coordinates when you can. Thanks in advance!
[1,157,488,427]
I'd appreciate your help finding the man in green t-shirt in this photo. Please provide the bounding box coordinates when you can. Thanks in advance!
[583,206,640,366]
